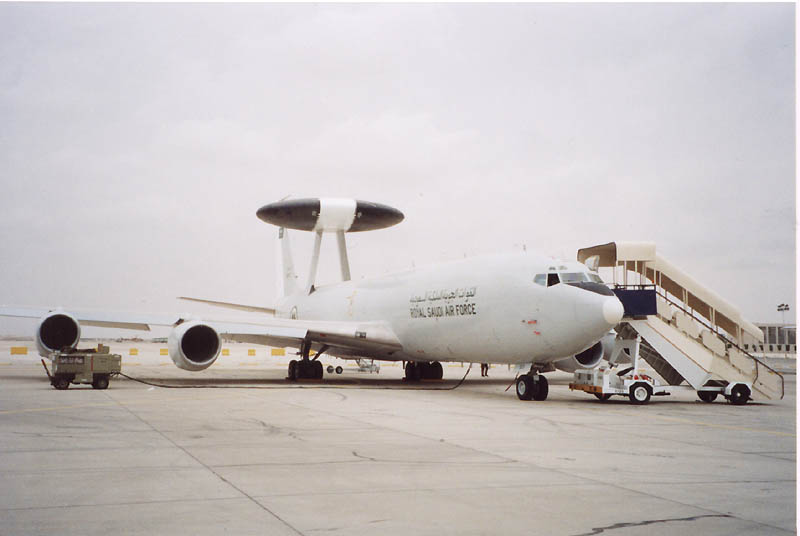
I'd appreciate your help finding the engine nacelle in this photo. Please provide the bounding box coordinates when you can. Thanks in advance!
[168,320,222,371]
[554,341,604,373]
[36,311,81,356]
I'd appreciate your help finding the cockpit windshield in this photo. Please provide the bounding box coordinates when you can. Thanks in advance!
[534,271,605,287]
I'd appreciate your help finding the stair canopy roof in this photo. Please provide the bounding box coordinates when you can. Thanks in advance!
[577,241,763,343]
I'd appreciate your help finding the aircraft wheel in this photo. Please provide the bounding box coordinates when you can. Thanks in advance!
[335,366,343,375]
[405,362,421,382]
[533,375,549,401]
[594,393,612,401]
[431,361,443,380]
[629,383,652,405]
[698,391,718,403]
[313,360,323,379]
[516,375,534,401]
[288,360,298,381]
[326,365,334,374]
[726,384,750,406]
[92,375,109,390]
[53,376,70,390]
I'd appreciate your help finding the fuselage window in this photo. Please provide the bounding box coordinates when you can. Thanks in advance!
[534,274,546,286]
[547,273,560,287]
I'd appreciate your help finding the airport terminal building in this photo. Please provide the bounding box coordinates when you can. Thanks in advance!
[744,322,796,358]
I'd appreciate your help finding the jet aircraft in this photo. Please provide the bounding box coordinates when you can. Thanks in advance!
[1,197,624,401]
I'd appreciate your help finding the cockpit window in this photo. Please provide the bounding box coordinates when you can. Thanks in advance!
[560,272,586,283]
[547,273,560,287]
[588,273,603,283]
[533,274,546,286]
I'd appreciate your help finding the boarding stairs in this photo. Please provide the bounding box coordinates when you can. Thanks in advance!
[578,242,784,401]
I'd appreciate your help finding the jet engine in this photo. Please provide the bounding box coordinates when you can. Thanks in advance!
[553,341,604,373]
[168,320,222,371]
[36,311,81,356]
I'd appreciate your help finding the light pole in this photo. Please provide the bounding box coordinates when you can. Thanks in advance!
[777,304,790,358]
[778,303,790,324]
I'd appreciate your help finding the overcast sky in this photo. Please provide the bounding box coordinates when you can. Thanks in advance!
[0,3,795,336]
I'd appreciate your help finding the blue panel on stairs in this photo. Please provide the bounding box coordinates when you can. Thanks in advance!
[613,288,657,317]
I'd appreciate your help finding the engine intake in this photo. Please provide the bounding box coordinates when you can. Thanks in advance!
[168,320,221,371]
[554,341,604,373]
[36,312,81,356]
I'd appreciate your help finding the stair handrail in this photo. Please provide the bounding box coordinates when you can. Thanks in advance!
[612,283,784,398]
[654,288,784,398]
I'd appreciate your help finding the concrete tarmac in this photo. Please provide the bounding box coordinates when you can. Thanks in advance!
[0,347,795,535]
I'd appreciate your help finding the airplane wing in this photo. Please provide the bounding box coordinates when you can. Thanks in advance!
[210,317,403,357]
[177,297,276,315]
[0,306,403,358]
[0,306,182,331]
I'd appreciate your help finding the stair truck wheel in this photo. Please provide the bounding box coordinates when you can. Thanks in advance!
[335,366,343,375]
[594,393,612,401]
[629,382,652,405]
[698,391,718,403]
[288,360,298,381]
[727,384,751,406]
[516,375,534,401]
[532,375,549,401]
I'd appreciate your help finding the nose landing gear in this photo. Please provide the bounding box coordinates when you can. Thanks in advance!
[516,368,549,401]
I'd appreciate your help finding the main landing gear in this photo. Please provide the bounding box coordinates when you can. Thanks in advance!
[287,341,327,381]
[516,371,549,401]
[404,361,443,381]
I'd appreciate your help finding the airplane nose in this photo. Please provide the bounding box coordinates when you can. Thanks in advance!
[602,296,624,325]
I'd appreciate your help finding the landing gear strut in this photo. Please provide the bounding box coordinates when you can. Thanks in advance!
[404,361,443,381]
[287,341,325,381]
[516,368,549,401]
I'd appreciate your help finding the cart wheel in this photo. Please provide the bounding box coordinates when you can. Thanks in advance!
[594,393,612,401]
[629,383,652,405]
[697,391,718,403]
[326,365,334,374]
[516,375,534,401]
[92,375,110,390]
[335,366,343,375]
[53,377,70,390]
[726,384,750,406]
[532,375,549,401]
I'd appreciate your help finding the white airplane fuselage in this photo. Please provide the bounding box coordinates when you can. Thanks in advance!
[276,252,623,365]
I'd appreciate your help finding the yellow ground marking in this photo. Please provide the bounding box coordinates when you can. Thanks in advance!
[248,349,256,356]
[160,348,168,355]
[222,349,230,356]
[10,347,28,355]
[129,348,138,356]
[271,348,285,356]
[649,413,795,438]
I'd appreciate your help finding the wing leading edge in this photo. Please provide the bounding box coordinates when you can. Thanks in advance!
[0,306,403,360]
